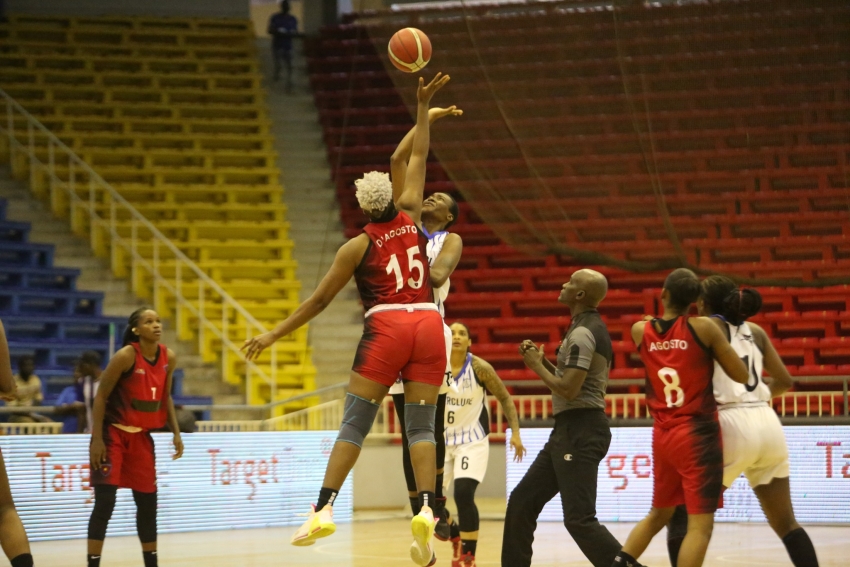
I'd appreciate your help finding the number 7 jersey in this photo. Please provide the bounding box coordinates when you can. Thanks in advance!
[355,210,434,310]
[640,316,717,429]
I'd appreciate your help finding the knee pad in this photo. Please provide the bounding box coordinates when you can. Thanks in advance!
[405,403,436,448]
[133,490,158,544]
[454,478,480,532]
[87,485,117,541]
[337,393,380,448]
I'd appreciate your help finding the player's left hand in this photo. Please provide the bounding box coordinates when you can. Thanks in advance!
[242,332,276,361]
[429,106,463,123]
[510,434,527,463]
[417,72,451,105]
[520,342,545,370]
[172,434,184,460]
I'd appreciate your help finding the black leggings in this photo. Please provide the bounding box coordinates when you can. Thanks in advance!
[454,478,480,533]
[88,485,157,544]
[393,393,447,493]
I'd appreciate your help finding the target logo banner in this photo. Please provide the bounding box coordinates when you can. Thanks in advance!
[3,432,351,541]
[507,426,850,523]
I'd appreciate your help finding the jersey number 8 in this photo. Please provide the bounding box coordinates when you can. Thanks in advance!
[386,246,424,292]
[657,367,685,408]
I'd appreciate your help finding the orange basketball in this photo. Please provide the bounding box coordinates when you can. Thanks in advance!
[388,28,432,73]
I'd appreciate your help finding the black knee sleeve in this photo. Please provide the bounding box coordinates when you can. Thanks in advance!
[87,485,117,541]
[435,394,446,469]
[133,490,158,544]
[454,478,480,533]
[394,394,418,494]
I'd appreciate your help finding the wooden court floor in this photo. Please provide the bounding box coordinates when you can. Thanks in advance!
[33,510,847,566]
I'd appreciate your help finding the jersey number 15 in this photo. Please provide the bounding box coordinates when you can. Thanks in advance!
[386,246,424,292]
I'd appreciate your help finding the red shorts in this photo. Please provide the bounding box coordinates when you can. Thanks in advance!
[652,418,723,514]
[91,425,157,493]
[352,308,446,388]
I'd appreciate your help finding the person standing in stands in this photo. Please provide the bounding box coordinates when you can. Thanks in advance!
[268,0,298,91]
[87,307,184,567]
[0,318,35,567]
[55,351,101,433]
[611,269,749,567]
[665,276,819,567]
[8,355,44,423]
[502,269,623,567]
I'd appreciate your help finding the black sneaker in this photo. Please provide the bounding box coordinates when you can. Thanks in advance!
[434,505,451,541]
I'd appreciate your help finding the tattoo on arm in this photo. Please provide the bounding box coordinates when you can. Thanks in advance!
[473,357,520,434]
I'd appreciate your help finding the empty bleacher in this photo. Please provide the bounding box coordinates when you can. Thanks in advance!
[0,14,315,403]
[307,0,850,401]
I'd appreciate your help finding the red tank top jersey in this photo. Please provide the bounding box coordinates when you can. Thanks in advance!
[105,343,169,430]
[355,210,434,310]
[640,317,717,429]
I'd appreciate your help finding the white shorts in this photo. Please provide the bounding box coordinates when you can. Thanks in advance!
[444,436,490,487]
[719,404,790,488]
[389,321,451,395]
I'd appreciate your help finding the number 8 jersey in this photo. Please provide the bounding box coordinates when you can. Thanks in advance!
[640,317,717,429]
[355,210,434,310]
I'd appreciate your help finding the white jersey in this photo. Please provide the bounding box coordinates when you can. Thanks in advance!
[389,228,452,395]
[424,229,450,317]
[713,319,771,407]
[444,353,489,446]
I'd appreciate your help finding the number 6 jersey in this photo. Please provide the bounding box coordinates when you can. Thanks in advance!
[640,316,717,429]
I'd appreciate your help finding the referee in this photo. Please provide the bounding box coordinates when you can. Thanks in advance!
[501,269,626,567]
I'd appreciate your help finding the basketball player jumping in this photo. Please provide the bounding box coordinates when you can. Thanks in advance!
[388,104,464,540]
[612,269,749,567]
[243,73,454,567]
[443,321,525,567]
[88,307,184,567]
[0,318,34,567]
[665,276,819,567]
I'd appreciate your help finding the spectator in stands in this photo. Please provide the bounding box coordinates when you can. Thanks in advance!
[268,0,298,91]
[0,318,36,567]
[54,352,102,434]
[8,356,44,423]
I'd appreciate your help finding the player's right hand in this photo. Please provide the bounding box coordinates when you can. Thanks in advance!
[417,72,450,105]
[90,437,107,470]
[241,331,276,361]
[429,106,463,123]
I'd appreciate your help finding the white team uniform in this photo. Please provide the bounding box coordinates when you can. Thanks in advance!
[389,229,452,395]
[714,319,790,488]
[443,353,490,486]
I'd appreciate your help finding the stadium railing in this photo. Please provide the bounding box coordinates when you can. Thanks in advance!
[0,88,283,402]
[0,423,63,435]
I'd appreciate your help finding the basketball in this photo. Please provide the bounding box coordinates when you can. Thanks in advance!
[388,27,432,73]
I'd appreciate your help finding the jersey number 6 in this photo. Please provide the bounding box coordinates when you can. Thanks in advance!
[386,246,424,292]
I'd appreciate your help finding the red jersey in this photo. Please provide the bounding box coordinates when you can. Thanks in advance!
[355,211,434,311]
[105,343,169,430]
[640,317,717,429]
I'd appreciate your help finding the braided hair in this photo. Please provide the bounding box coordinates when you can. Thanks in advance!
[700,276,763,326]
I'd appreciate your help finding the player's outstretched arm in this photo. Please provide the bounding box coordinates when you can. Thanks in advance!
[90,346,136,469]
[692,317,749,384]
[242,235,368,360]
[750,322,793,397]
[391,106,462,203]
[430,233,463,288]
[472,356,526,461]
[396,73,451,225]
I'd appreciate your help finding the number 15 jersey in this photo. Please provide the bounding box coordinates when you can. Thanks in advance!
[355,210,434,310]
[640,316,717,429]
